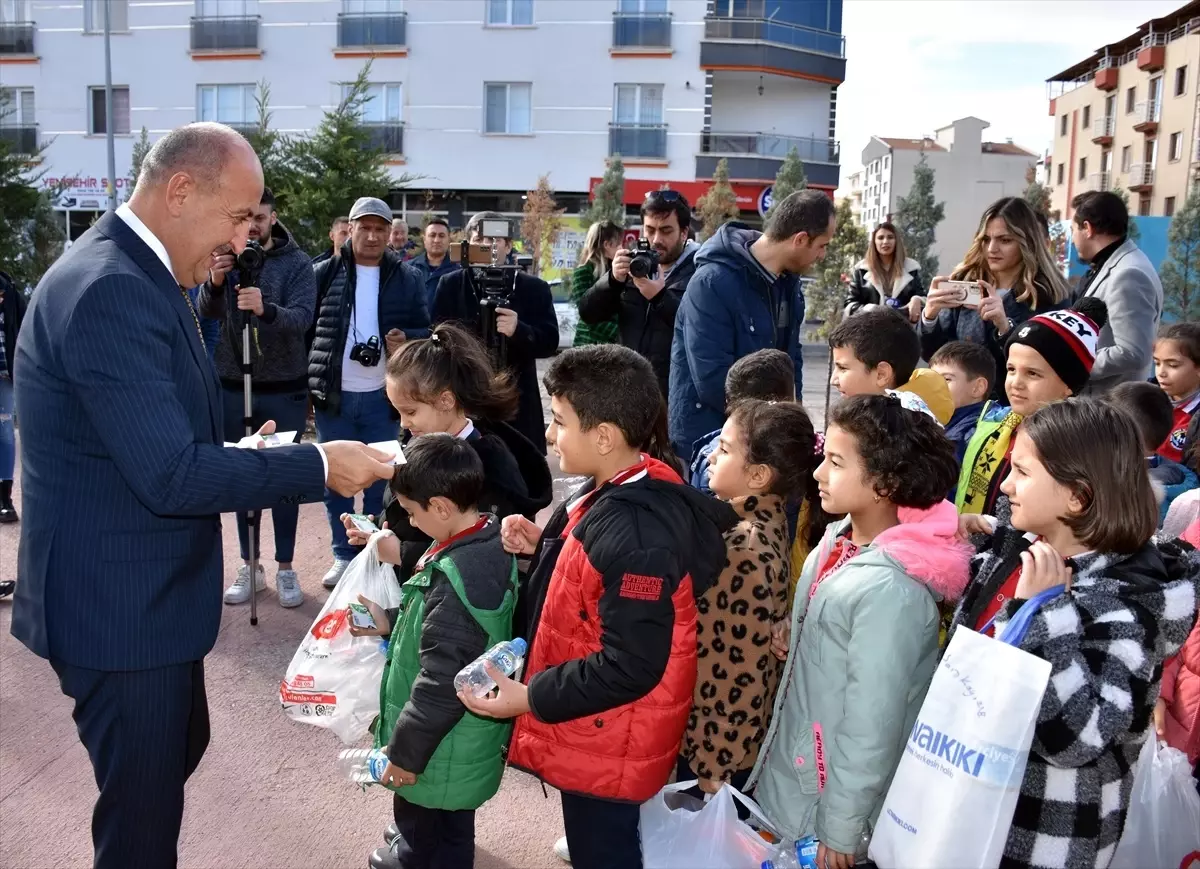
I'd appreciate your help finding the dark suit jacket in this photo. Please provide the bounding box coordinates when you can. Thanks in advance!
[11,212,326,671]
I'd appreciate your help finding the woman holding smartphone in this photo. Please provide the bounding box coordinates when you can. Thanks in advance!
[919,197,1068,398]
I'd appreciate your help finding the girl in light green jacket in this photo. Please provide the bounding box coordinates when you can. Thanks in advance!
[747,394,973,869]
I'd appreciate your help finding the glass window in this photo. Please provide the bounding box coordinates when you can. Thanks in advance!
[1060,114,1068,136]
[89,86,130,135]
[0,87,34,124]
[1121,145,1131,172]
[1165,196,1176,217]
[196,0,257,16]
[1078,156,1087,180]
[84,0,128,32]
[1176,65,1187,97]
[1056,163,1064,185]
[0,0,30,21]
[619,0,668,10]
[484,83,531,134]
[1126,86,1136,114]
[346,82,402,122]
[487,0,532,25]
[343,0,402,13]
[614,84,663,125]
[1170,131,1183,161]
[197,83,255,123]
[1082,105,1091,128]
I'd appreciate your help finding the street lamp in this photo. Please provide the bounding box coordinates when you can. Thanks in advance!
[103,0,116,212]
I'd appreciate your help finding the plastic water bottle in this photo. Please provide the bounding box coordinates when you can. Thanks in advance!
[761,836,820,869]
[453,638,528,698]
[337,747,388,785]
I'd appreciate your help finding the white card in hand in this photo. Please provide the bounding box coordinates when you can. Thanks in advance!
[223,431,300,449]
[368,440,405,464]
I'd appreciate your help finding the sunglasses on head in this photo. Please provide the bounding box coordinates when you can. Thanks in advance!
[646,190,684,204]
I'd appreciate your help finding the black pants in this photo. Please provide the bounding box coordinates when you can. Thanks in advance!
[560,791,643,869]
[52,659,210,869]
[390,793,475,869]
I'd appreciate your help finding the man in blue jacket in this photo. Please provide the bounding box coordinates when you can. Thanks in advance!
[668,190,836,455]
[409,217,460,310]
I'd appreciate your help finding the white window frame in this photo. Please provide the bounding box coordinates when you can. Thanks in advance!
[486,0,533,26]
[195,0,257,17]
[343,0,402,13]
[1120,145,1132,173]
[613,83,664,126]
[1170,131,1183,162]
[343,81,402,123]
[0,0,30,22]
[197,83,256,124]
[84,0,128,32]
[483,82,532,135]
[88,85,131,135]
[0,87,33,125]
[618,0,668,11]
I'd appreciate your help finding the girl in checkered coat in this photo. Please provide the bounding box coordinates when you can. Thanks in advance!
[951,399,1200,869]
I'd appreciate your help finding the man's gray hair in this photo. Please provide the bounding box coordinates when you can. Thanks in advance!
[466,210,509,239]
[136,122,246,191]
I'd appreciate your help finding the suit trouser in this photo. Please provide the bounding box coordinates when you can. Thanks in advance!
[51,659,210,869]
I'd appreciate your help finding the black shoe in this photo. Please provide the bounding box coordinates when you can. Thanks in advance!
[367,846,402,869]
[0,581,14,600]
[383,823,400,845]
[0,480,16,524]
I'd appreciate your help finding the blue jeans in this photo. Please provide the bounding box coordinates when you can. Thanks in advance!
[315,388,397,561]
[0,375,14,480]
[222,387,309,563]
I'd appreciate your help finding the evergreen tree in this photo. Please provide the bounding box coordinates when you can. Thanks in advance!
[697,157,739,241]
[766,146,807,220]
[0,120,65,291]
[520,174,566,277]
[241,80,297,213]
[1021,164,1052,217]
[129,126,152,191]
[1108,184,1141,241]
[278,63,418,253]
[1159,186,1200,321]
[584,156,626,227]
[893,151,946,279]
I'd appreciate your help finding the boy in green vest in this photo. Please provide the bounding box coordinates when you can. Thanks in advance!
[351,433,518,869]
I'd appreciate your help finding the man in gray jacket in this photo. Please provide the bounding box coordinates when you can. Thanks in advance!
[1070,190,1163,394]
[198,186,316,607]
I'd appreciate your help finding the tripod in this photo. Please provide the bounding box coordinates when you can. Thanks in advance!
[236,242,265,626]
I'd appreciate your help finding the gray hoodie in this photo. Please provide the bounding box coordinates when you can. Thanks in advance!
[199,221,316,391]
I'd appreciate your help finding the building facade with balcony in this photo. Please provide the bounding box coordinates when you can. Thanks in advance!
[0,0,844,243]
[1046,0,1200,223]
[853,117,1038,273]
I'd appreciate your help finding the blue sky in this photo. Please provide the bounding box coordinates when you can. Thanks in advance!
[835,0,1183,190]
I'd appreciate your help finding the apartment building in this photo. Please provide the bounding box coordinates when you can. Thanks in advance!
[0,0,845,241]
[853,117,1037,272]
[1046,0,1200,222]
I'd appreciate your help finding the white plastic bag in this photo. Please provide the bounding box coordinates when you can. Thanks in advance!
[640,780,775,869]
[869,590,1058,869]
[279,532,402,744]
[1110,732,1200,869]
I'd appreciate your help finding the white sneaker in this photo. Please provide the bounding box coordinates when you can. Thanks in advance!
[322,559,350,589]
[553,836,571,864]
[276,569,304,608]
[223,563,265,605]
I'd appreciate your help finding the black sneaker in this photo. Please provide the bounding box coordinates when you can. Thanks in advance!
[0,581,15,600]
[383,823,400,845]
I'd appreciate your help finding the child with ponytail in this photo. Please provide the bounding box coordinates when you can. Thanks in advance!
[342,323,552,581]
[680,399,828,796]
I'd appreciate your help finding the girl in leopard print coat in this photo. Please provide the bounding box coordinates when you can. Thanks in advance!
[679,400,827,793]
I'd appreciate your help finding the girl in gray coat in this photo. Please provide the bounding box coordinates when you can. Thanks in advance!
[748,394,972,868]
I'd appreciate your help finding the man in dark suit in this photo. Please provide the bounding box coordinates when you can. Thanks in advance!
[11,123,393,869]
[432,211,559,452]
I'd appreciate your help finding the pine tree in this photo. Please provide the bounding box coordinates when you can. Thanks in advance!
[894,151,946,279]
[129,126,151,191]
[1021,164,1052,217]
[520,174,566,277]
[1108,184,1141,241]
[0,119,65,291]
[584,156,626,227]
[697,157,739,241]
[278,62,419,253]
[241,80,297,212]
[1159,185,1200,321]
[766,146,807,220]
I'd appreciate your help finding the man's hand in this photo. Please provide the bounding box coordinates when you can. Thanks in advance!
[906,295,925,324]
[633,272,666,302]
[495,307,518,338]
[385,329,406,357]
[348,593,392,638]
[501,514,541,555]
[611,249,633,283]
[236,286,264,317]
[457,662,531,719]
[322,442,395,497]
[209,249,235,288]
[379,761,417,788]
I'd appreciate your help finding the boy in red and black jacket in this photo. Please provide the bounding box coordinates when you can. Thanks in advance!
[459,344,735,869]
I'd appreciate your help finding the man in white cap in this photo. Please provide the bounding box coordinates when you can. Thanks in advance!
[309,196,430,589]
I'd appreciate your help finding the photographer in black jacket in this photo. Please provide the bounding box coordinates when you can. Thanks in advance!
[432,211,558,454]
[578,190,698,401]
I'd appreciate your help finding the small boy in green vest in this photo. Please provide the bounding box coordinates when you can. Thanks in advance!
[350,433,518,869]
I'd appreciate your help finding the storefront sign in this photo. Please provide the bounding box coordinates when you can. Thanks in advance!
[41,175,133,211]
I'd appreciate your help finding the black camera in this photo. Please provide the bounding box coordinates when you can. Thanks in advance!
[236,241,265,290]
[628,239,660,280]
[350,335,382,368]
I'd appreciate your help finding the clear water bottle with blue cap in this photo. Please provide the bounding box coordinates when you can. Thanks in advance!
[761,835,819,869]
[453,638,528,698]
[338,747,388,785]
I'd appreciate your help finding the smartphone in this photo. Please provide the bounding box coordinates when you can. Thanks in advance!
[348,602,377,631]
[349,513,378,534]
[941,280,983,309]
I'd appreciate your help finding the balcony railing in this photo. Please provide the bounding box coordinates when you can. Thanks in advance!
[1092,116,1115,139]
[1129,163,1155,187]
[609,123,667,159]
[221,122,259,139]
[0,124,37,154]
[612,12,671,48]
[190,16,259,51]
[1135,99,1161,125]
[701,131,839,164]
[337,12,407,48]
[704,16,844,58]
[1088,171,1111,191]
[0,21,34,54]
[363,121,404,154]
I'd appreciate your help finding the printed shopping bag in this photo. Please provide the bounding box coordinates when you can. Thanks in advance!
[640,780,776,869]
[868,588,1062,869]
[1110,731,1200,869]
[280,532,402,744]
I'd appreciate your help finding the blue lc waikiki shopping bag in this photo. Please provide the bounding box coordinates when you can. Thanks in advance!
[869,588,1063,869]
